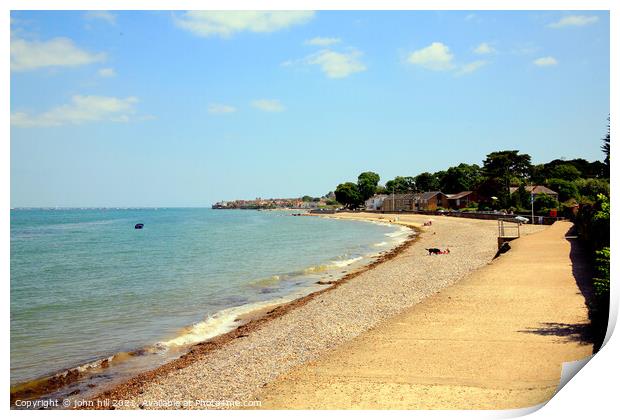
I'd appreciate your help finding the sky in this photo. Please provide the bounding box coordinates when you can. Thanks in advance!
[10,10,610,207]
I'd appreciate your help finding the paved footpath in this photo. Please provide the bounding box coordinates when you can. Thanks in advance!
[256,221,594,409]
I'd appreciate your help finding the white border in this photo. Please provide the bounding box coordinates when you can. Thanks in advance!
[4,1,617,419]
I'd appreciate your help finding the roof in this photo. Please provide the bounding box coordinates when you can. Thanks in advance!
[446,191,474,200]
[419,191,444,200]
[508,185,558,195]
[383,193,417,200]
[382,192,446,201]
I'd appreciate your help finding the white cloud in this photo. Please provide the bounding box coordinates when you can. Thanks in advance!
[533,56,558,67]
[305,37,341,46]
[304,49,366,78]
[407,42,454,71]
[251,99,285,113]
[84,11,116,25]
[208,103,236,114]
[548,15,598,28]
[11,95,140,127]
[474,42,495,55]
[457,60,488,76]
[11,37,105,71]
[98,67,116,77]
[174,11,314,37]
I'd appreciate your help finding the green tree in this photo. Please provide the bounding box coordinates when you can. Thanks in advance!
[301,195,313,202]
[483,150,532,189]
[545,158,604,179]
[335,182,362,209]
[385,176,415,194]
[477,177,504,208]
[438,163,484,193]
[414,172,440,192]
[530,164,547,185]
[546,178,579,202]
[511,183,530,210]
[375,185,388,195]
[483,150,532,178]
[549,164,581,181]
[357,171,380,201]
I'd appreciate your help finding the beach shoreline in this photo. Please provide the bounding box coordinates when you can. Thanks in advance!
[10,213,418,407]
[79,218,420,409]
[14,212,548,409]
[78,213,547,410]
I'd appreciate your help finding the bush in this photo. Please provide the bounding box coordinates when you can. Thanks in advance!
[575,178,610,201]
[576,194,610,251]
[575,193,610,350]
[593,247,610,297]
[591,246,610,349]
[462,201,479,211]
[534,193,559,215]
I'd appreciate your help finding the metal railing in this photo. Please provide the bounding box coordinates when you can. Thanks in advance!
[498,218,521,238]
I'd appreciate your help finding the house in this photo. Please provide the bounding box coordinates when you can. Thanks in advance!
[414,191,449,211]
[508,185,559,200]
[381,193,416,212]
[446,191,478,209]
[365,194,388,211]
[381,191,449,212]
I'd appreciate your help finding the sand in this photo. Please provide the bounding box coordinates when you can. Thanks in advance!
[256,220,594,409]
[86,213,551,409]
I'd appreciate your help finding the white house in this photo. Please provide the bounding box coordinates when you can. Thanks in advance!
[365,194,388,211]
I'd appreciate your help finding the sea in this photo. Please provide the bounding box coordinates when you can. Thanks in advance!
[10,208,410,401]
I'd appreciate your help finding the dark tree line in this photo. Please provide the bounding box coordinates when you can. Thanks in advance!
[335,151,607,213]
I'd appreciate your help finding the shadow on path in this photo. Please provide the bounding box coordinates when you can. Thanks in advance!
[519,322,593,345]
[567,224,607,352]
[519,224,604,351]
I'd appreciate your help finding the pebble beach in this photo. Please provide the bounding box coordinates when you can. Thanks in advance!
[87,213,547,409]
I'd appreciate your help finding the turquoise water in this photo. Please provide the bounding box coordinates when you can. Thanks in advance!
[10,208,407,394]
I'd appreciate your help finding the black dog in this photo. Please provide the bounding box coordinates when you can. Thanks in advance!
[426,248,441,255]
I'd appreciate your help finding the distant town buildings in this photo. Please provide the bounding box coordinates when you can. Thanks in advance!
[212,197,328,210]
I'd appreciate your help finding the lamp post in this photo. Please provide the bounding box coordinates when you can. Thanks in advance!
[531,192,534,224]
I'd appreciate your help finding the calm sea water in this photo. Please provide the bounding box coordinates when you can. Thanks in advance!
[11,208,407,393]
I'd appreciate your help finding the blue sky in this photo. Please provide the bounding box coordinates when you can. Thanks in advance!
[10,11,610,207]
